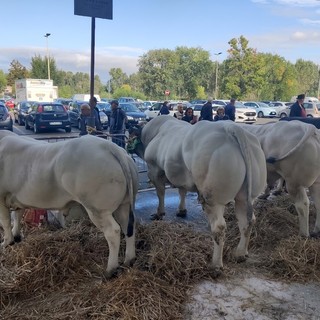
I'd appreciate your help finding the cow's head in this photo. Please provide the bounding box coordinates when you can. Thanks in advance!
[126,125,144,158]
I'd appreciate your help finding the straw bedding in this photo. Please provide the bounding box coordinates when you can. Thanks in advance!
[0,194,319,319]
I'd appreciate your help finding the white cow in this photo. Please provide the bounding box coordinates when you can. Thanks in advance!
[240,120,320,237]
[128,116,267,275]
[0,131,138,277]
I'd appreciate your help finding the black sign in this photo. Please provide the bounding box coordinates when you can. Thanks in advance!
[74,0,113,20]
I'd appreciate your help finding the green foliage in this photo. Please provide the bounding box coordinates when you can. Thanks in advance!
[6,60,29,90]
[113,84,146,100]
[0,70,7,93]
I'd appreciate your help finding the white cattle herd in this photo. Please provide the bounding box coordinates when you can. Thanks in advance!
[0,116,319,277]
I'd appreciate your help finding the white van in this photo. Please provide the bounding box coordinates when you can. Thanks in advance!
[72,94,101,102]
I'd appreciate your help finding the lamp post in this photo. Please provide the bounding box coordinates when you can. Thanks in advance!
[214,52,222,99]
[44,33,51,80]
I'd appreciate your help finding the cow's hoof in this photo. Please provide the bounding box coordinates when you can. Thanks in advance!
[210,267,223,279]
[150,213,165,221]
[235,255,247,263]
[310,231,320,239]
[103,267,122,280]
[123,257,136,267]
[14,235,22,243]
[258,194,269,200]
[176,209,187,218]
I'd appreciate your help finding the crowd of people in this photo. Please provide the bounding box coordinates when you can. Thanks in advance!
[80,93,307,148]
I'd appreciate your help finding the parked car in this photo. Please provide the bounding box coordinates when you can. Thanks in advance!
[269,101,289,117]
[243,101,277,118]
[118,97,136,103]
[144,102,163,119]
[25,102,71,133]
[14,100,36,125]
[54,98,73,110]
[0,103,13,131]
[212,100,257,124]
[119,103,147,127]
[143,101,157,109]
[278,102,320,118]
[96,102,111,128]
[190,99,207,105]
[5,98,15,110]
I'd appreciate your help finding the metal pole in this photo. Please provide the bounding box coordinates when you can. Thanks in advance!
[44,33,51,80]
[214,52,222,99]
[87,17,96,128]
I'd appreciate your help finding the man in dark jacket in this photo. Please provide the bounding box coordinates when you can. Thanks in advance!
[200,98,213,121]
[159,101,170,115]
[289,94,307,117]
[109,100,127,148]
[224,98,236,121]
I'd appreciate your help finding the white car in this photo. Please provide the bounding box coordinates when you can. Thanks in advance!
[243,101,277,118]
[212,100,257,124]
[144,102,163,119]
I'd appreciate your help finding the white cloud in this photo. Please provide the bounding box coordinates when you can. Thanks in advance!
[252,0,320,6]
[0,46,144,82]
[300,18,320,25]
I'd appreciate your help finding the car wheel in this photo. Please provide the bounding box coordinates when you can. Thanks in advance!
[65,127,71,133]
[33,123,40,134]
[25,119,30,130]
[258,111,264,118]
[280,113,287,118]
[307,115,313,118]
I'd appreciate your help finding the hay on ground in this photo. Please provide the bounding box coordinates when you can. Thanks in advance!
[0,193,319,319]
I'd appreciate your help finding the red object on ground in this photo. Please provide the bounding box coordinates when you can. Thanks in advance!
[23,209,47,227]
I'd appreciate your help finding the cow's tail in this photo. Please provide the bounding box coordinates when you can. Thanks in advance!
[229,125,254,223]
[109,147,136,237]
[266,124,316,163]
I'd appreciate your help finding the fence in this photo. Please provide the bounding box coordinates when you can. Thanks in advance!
[34,133,149,191]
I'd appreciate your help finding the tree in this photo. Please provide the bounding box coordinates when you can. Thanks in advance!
[221,36,266,100]
[6,60,29,88]
[138,49,178,99]
[174,46,213,99]
[30,55,58,81]
[295,59,319,97]
[0,70,7,93]
[109,68,128,93]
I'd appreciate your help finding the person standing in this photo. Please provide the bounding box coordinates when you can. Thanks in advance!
[109,100,127,148]
[289,94,307,117]
[173,103,184,120]
[182,107,197,124]
[200,98,213,121]
[224,98,236,121]
[79,102,102,136]
[159,101,170,115]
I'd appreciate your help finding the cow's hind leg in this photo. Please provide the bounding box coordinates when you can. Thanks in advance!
[0,203,14,246]
[234,194,255,260]
[148,168,167,220]
[308,181,320,236]
[176,187,187,217]
[85,208,122,278]
[12,209,24,242]
[113,203,136,267]
[287,184,309,237]
[205,203,226,277]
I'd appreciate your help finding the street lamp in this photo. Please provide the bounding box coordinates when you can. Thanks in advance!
[214,52,222,99]
[44,33,51,80]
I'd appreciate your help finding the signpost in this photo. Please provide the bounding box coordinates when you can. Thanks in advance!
[74,0,113,129]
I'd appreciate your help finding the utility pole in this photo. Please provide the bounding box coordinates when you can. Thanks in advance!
[44,33,51,80]
[214,52,222,99]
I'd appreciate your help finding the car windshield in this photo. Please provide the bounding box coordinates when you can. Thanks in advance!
[97,102,111,111]
[121,104,141,112]
[235,102,246,108]
[257,102,271,108]
[43,104,65,113]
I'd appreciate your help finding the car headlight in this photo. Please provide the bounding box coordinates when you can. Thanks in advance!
[127,116,134,120]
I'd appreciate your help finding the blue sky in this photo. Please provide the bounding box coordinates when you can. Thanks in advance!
[1,0,320,83]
